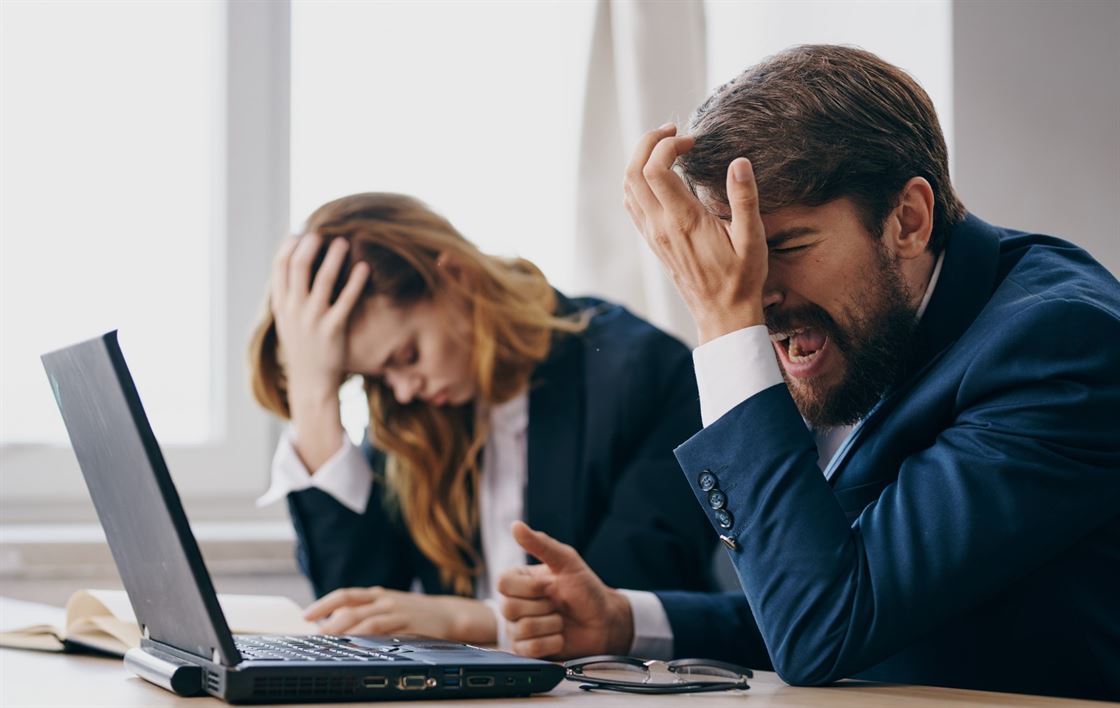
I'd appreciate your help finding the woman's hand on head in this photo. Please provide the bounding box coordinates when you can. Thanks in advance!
[304,587,497,645]
[270,234,367,470]
[271,234,368,403]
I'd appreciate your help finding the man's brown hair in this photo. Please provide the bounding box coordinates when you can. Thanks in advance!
[680,44,966,252]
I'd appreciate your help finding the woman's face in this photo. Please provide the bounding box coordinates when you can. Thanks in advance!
[345,294,475,407]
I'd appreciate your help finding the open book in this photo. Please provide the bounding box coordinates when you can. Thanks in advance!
[0,589,318,657]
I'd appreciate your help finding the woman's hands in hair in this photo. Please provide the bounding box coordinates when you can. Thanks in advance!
[304,587,497,645]
[623,123,768,345]
[271,234,368,470]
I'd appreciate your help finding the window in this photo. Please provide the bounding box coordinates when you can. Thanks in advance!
[2,0,219,447]
[290,0,595,440]
[0,0,285,521]
[290,0,594,291]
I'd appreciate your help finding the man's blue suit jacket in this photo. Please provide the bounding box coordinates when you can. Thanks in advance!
[658,215,1120,701]
[287,295,717,598]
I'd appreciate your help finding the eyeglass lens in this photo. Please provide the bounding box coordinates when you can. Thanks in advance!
[575,661,745,685]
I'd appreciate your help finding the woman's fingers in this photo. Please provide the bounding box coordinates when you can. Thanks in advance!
[287,232,322,298]
[326,260,369,328]
[270,236,301,314]
[303,586,380,621]
[308,238,349,308]
[317,599,393,635]
[350,614,407,637]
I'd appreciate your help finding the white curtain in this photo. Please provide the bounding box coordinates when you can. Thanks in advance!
[573,0,709,346]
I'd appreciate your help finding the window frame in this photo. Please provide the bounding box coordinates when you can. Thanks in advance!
[0,0,290,525]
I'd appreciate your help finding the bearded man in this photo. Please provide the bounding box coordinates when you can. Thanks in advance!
[497,45,1120,701]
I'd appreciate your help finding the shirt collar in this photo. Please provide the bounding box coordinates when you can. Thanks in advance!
[489,390,529,436]
[915,250,946,321]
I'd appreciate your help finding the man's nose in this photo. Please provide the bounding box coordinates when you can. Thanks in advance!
[762,275,784,310]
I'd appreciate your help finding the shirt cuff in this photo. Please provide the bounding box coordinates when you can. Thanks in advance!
[618,589,673,661]
[255,427,374,514]
[693,325,784,427]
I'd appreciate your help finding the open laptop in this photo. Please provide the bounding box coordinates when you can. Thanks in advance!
[41,331,564,703]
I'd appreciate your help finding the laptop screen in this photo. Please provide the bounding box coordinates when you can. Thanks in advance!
[41,332,241,665]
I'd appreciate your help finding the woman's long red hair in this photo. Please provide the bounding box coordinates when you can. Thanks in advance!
[248,193,581,594]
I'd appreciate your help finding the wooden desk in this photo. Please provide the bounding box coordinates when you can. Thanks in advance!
[0,599,1102,707]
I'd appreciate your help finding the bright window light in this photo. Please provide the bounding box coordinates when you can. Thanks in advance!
[0,0,222,445]
[291,0,594,441]
[290,0,593,288]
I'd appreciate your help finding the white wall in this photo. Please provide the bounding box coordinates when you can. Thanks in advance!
[953,0,1120,275]
[705,0,954,153]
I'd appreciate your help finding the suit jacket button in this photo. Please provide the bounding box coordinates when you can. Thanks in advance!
[698,470,718,492]
[715,509,734,529]
[708,489,727,510]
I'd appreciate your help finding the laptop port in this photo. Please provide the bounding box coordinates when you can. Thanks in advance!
[466,676,495,688]
[362,676,388,689]
[399,674,434,690]
[442,668,462,688]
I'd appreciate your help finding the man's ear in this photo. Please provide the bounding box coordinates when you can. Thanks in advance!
[884,177,935,259]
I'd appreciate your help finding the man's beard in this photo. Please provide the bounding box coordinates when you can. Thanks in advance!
[767,247,920,429]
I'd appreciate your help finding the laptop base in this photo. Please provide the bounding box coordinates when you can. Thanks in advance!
[141,637,557,704]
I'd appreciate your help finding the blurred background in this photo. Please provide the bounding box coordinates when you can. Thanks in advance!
[2,0,1117,604]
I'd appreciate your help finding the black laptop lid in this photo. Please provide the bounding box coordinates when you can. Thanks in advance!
[41,331,241,665]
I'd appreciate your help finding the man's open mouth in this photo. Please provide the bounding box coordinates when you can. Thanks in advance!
[770,327,828,365]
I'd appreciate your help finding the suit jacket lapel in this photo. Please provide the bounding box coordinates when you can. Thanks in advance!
[525,300,586,549]
[826,214,1003,486]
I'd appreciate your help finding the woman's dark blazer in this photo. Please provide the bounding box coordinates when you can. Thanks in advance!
[286,294,717,597]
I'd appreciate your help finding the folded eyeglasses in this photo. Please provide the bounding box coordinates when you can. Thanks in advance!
[563,655,753,694]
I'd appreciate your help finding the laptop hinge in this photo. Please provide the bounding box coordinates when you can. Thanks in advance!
[124,646,206,697]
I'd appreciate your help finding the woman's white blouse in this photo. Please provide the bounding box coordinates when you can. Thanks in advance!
[256,393,531,646]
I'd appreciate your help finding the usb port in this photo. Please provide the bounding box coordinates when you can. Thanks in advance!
[362,676,388,689]
[466,676,494,688]
[443,677,461,688]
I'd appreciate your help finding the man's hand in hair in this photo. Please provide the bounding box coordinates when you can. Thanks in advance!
[623,123,768,345]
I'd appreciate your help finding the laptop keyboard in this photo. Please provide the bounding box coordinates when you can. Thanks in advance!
[235,635,401,662]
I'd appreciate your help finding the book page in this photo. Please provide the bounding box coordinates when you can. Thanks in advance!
[63,589,139,655]
[0,624,67,652]
[2,589,318,657]
[0,598,68,652]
